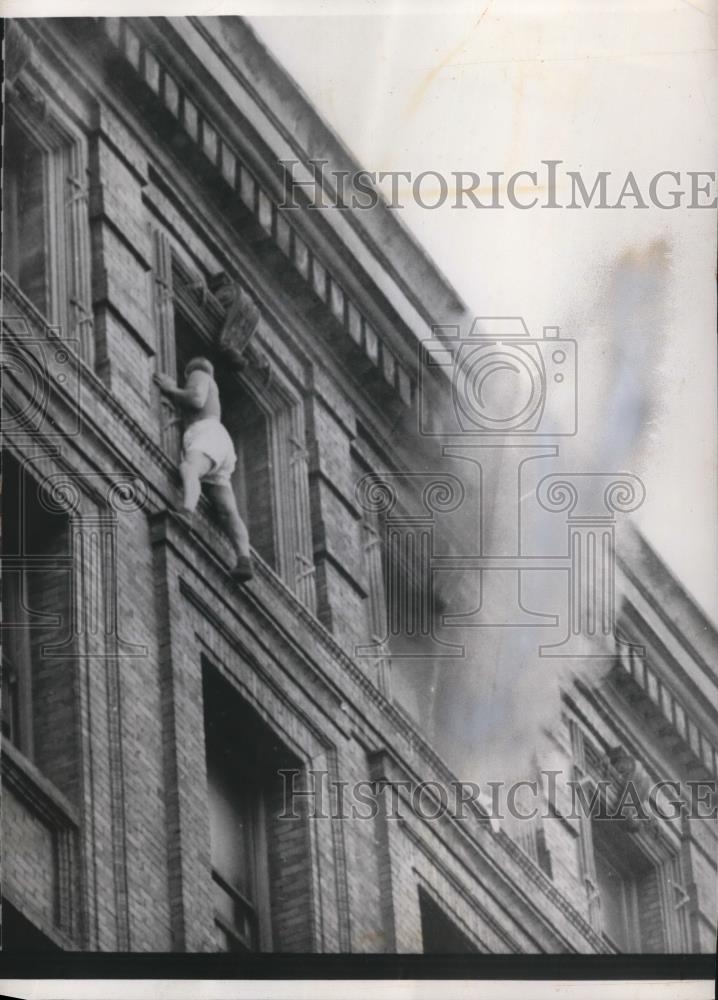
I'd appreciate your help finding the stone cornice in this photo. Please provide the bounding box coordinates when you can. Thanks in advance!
[187,16,466,333]
[617,527,718,679]
[95,16,416,412]
[610,646,718,779]
[618,588,718,737]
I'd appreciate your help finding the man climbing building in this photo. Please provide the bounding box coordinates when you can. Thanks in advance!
[154,357,253,583]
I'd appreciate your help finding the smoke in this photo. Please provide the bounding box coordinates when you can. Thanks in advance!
[582,240,669,472]
[392,240,671,789]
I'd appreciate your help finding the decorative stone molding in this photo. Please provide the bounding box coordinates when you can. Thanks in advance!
[613,635,718,778]
[5,21,36,86]
[5,53,95,367]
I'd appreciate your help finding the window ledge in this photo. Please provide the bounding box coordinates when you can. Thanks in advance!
[1,737,80,830]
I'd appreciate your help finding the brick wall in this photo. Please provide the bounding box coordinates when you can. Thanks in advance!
[266,778,314,951]
[2,788,56,926]
[30,522,79,805]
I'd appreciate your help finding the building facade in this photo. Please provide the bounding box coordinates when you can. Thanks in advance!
[2,16,716,955]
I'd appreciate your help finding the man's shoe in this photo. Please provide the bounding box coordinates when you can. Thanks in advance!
[231,555,254,583]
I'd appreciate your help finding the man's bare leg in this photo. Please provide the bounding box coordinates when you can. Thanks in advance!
[205,483,253,581]
[179,451,213,514]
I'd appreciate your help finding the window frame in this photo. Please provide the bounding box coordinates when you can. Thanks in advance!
[360,510,392,695]
[208,785,273,952]
[203,666,277,953]
[594,845,641,952]
[418,884,481,954]
[569,717,691,953]
[1,456,72,764]
[3,81,94,365]
[1,572,35,759]
[152,239,316,608]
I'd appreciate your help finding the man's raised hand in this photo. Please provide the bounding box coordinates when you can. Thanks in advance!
[154,372,176,394]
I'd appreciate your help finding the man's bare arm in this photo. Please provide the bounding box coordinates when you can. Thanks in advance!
[154,370,211,411]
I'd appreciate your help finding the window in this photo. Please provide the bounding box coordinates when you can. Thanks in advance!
[2,664,19,745]
[535,825,554,879]
[172,310,279,571]
[3,118,49,316]
[664,854,691,952]
[419,889,479,953]
[2,98,94,362]
[569,720,692,951]
[1,899,61,951]
[592,822,670,952]
[360,510,392,694]
[174,309,210,382]
[159,258,316,603]
[594,848,636,951]
[2,589,32,754]
[202,663,313,952]
[591,816,690,953]
[207,747,270,952]
[503,775,553,879]
[152,244,315,605]
[1,456,70,763]
[223,387,277,571]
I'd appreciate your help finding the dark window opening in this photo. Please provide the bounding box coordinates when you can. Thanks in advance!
[173,311,278,570]
[2,118,49,316]
[207,752,267,953]
[174,311,213,383]
[224,391,277,570]
[592,819,667,952]
[419,888,479,953]
[536,825,553,879]
[202,662,309,952]
[594,848,635,952]
[1,899,60,951]
[1,661,20,746]
[1,455,70,764]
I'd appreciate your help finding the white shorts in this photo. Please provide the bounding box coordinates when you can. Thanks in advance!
[182,418,237,486]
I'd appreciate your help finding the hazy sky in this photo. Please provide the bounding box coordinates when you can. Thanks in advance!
[250,0,718,624]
